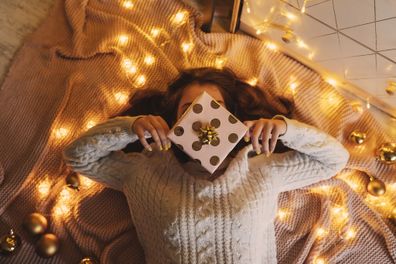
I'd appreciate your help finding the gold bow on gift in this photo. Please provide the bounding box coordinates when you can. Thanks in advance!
[198,125,219,145]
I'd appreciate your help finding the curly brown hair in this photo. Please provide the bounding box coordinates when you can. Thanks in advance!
[117,67,294,163]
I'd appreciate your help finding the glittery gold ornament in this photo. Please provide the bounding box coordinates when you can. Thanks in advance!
[80,257,98,264]
[0,229,21,256]
[367,176,386,196]
[385,81,396,95]
[348,130,367,145]
[198,124,219,145]
[376,142,396,165]
[282,30,295,43]
[66,172,80,190]
[36,233,59,258]
[23,213,48,236]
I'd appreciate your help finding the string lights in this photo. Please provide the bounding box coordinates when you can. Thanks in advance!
[144,55,155,65]
[247,77,258,86]
[114,92,129,104]
[122,58,137,74]
[118,35,129,46]
[54,127,69,140]
[122,0,134,9]
[13,6,393,263]
[181,42,193,53]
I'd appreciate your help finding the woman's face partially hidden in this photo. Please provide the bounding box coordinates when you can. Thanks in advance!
[176,83,226,120]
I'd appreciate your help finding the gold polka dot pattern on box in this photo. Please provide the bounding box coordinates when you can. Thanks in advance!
[167,91,248,174]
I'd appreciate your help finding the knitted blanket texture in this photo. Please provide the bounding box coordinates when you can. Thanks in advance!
[0,0,395,263]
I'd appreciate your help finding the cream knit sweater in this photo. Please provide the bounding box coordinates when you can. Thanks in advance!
[62,114,350,264]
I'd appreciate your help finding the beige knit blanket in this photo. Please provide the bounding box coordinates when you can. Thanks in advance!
[0,0,395,263]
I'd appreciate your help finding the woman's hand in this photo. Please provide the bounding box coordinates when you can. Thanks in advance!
[243,118,287,156]
[132,115,171,151]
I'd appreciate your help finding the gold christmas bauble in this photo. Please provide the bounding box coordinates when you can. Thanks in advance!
[66,172,80,190]
[386,81,396,95]
[367,177,386,196]
[282,30,295,43]
[348,130,367,145]
[376,142,396,164]
[0,229,21,255]
[80,257,97,264]
[23,213,48,236]
[36,233,59,258]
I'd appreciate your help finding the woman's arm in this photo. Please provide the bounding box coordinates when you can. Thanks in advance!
[248,115,350,193]
[62,115,146,191]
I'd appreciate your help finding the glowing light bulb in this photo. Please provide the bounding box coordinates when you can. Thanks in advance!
[86,120,96,130]
[265,42,278,51]
[173,11,187,25]
[59,188,72,201]
[284,12,297,21]
[315,227,327,239]
[136,75,146,87]
[151,28,161,38]
[308,52,315,60]
[118,35,129,46]
[123,0,134,9]
[54,204,70,217]
[181,42,193,53]
[114,92,129,104]
[343,228,356,240]
[247,77,258,86]
[80,176,95,188]
[314,257,326,264]
[331,205,349,225]
[54,127,69,139]
[366,97,371,109]
[297,39,308,49]
[246,2,251,14]
[277,209,289,220]
[215,57,227,69]
[290,82,298,93]
[144,55,155,65]
[326,78,337,87]
[301,0,307,13]
[256,29,262,35]
[37,177,51,199]
[122,58,137,74]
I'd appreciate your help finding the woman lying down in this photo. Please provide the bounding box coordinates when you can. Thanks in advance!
[62,67,350,264]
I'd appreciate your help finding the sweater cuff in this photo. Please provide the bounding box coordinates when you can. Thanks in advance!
[271,114,299,143]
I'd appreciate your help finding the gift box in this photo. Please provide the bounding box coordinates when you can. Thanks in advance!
[167,91,248,174]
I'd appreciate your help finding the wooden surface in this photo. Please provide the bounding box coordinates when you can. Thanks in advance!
[0,0,54,84]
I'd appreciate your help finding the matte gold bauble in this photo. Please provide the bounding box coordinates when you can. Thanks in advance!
[80,257,98,264]
[36,233,59,258]
[376,142,396,164]
[367,177,386,196]
[0,229,21,256]
[66,172,80,190]
[23,212,48,236]
[348,130,367,145]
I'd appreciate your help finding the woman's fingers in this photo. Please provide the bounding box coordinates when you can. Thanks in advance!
[134,126,153,151]
[142,121,162,150]
[269,128,281,153]
[251,121,264,154]
[261,122,272,156]
[156,116,172,149]
[243,120,255,142]
[148,116,168,150]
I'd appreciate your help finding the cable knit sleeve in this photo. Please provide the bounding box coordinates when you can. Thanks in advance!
[62,115,146,191]
[248,115,350,193]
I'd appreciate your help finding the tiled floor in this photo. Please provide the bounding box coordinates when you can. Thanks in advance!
[238,0,396,108]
